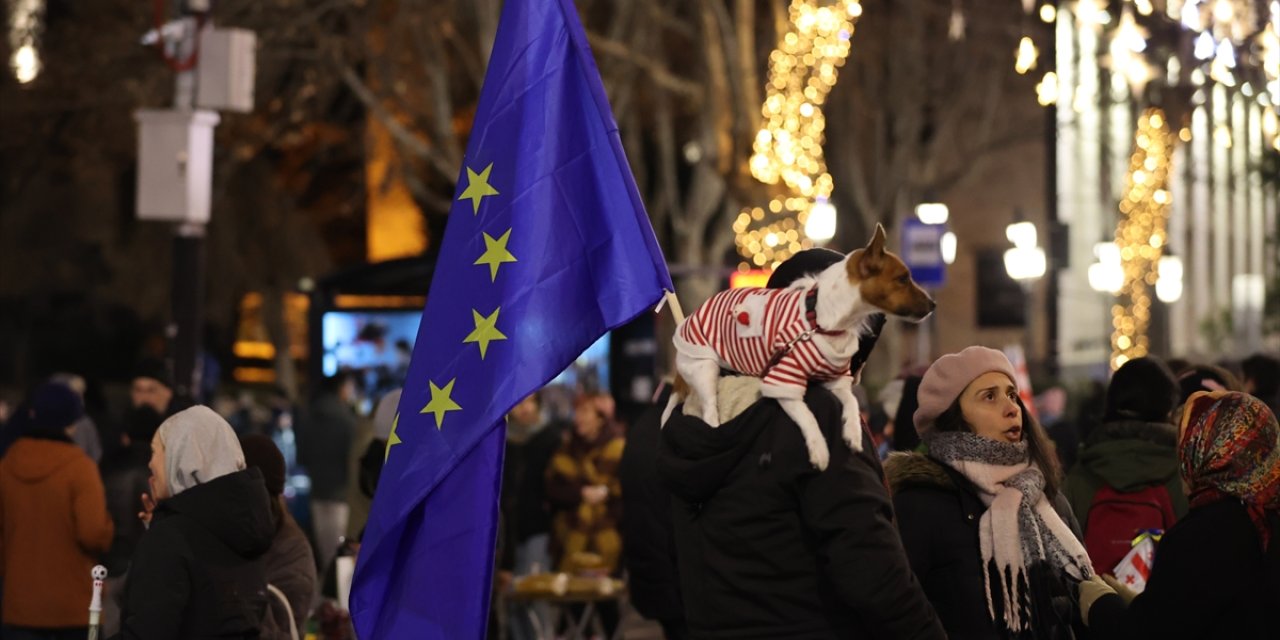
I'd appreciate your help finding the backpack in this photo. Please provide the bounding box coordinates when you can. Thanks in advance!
[1084,483,1177,575]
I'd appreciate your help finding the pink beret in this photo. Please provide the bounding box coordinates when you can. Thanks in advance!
[913,346,1018,438]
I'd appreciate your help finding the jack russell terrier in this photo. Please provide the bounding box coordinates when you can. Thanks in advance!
[663,224,935,469]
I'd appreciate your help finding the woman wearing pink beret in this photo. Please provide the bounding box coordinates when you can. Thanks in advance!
[885,346,1094,639]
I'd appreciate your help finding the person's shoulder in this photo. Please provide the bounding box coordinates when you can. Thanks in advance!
[139,510,194,551]
[1167,499,1255,543]
[276,517,316,561]
[883,452,958,496]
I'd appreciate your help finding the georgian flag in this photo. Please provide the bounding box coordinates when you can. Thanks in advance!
[1112,536,1158,594]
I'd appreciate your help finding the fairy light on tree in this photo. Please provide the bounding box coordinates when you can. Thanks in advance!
[1111,108,1176,370]
[8,0,43,84]
[735,0,862,269]
[1015,36,1040,74]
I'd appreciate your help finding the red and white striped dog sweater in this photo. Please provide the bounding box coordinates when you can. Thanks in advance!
[674,286,852,393]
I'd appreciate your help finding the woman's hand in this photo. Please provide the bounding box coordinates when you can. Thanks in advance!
[1101,574,1139,605]
[1078,574,1118,625]
[138,492,156,527]
[580,485,609,505]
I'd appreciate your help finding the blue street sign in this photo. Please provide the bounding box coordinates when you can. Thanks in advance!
[901,217,946,288]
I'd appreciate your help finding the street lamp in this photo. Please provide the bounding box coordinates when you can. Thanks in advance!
[1003,222,1046,282]
[915,202,950,225]
[1088,242,1124,294]
[1004,220,1045,363]
[1155,255,1183,303]
[940,231,957,265]
[805,197,837,242]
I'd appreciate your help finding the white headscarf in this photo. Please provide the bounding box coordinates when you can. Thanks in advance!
[156,405,246,496]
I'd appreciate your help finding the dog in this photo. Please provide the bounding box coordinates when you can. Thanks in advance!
[662,224,935,469]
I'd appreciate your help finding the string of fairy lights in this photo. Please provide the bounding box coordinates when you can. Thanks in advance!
[734,0,863,269]
[1111,108,1176,369]
[1020,1,1279,368]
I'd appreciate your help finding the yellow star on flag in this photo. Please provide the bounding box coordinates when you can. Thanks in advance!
[463,307,508,359]
[384,413,401,461]
[458,163,499,215]
[421,378,462,430]
[474,228,518,281]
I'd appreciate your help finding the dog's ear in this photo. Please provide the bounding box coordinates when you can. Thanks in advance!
[850,224,887,279]
[867,223,887,257]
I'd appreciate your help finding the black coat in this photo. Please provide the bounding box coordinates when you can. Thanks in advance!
[1088,498,1280,640]
[500,417,564,549]
[117,468,276,640]
[299,395,355,501]
[100,443,153,575]
[657,380,944,640]
[619,387,684,624]
[886,453,1084,640]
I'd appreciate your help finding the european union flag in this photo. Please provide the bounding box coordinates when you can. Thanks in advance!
[349,0,673,637]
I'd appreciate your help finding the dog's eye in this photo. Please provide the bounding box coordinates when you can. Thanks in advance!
[897,275,910,285]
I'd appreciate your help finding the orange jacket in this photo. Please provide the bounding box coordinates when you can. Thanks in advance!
[0,437,114,627]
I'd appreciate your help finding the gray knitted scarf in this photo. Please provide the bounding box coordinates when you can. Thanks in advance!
[929,431,1093,633]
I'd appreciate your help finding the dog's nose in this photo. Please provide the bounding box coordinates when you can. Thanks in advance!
[928,299,937,312]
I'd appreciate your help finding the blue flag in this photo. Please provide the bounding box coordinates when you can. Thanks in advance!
[349,0,673,636]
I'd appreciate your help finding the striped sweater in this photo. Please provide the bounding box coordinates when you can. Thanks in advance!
[675,286,851,392]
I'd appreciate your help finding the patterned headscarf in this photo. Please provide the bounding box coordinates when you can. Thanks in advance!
[1178,391,1280,549]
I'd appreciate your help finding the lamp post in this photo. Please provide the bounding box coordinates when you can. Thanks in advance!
[804,197,837,244]
[1004,221,1046,358]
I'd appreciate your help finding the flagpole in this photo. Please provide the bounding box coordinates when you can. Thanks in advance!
[660,289,685,325]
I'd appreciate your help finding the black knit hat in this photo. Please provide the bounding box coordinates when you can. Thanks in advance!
[132,358,173,390]
[30,382,85,430]
[766,248,844,288]
[1104,357,1179,423]
[240,434,286,497]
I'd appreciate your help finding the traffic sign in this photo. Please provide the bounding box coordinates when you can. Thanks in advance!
[901,217,946,288]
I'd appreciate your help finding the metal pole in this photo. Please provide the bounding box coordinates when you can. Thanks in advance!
[1043,0,1060,379]
[168,12,207,401]
[915,290,933,366]
[172,224,206,400]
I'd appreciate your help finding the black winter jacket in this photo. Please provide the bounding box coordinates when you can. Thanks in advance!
[619,387,684,624]
[657,379,944,640]
[1088,498,1280,640]
[500,417,565,551]
[887,452,1084,640]
[117,468,276,640]
[100,443,153,576]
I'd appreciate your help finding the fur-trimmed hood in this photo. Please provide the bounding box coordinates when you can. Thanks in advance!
[1086,418,1178,448]
[883,451,958,495]
[1076,419,1179,491]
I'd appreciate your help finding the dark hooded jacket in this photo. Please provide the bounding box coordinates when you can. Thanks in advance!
[100,442,154,576]
[657,378,944,640]
[886,452,1084,640]
[619,386,683,625]
[117,468,276,640]
[1063,420,1189,539]
[1087,498,1280,640]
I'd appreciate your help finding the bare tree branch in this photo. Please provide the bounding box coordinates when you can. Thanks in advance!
[585,31,704,103]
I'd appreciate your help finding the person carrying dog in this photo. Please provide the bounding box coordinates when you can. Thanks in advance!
[885,347,1093,639]
[657,248,944,640]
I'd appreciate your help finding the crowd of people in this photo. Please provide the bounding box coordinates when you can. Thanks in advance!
[0,250,1276,640]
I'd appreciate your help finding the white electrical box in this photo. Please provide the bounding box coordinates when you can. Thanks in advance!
[196,27,256,113]
[134,109,221,224]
